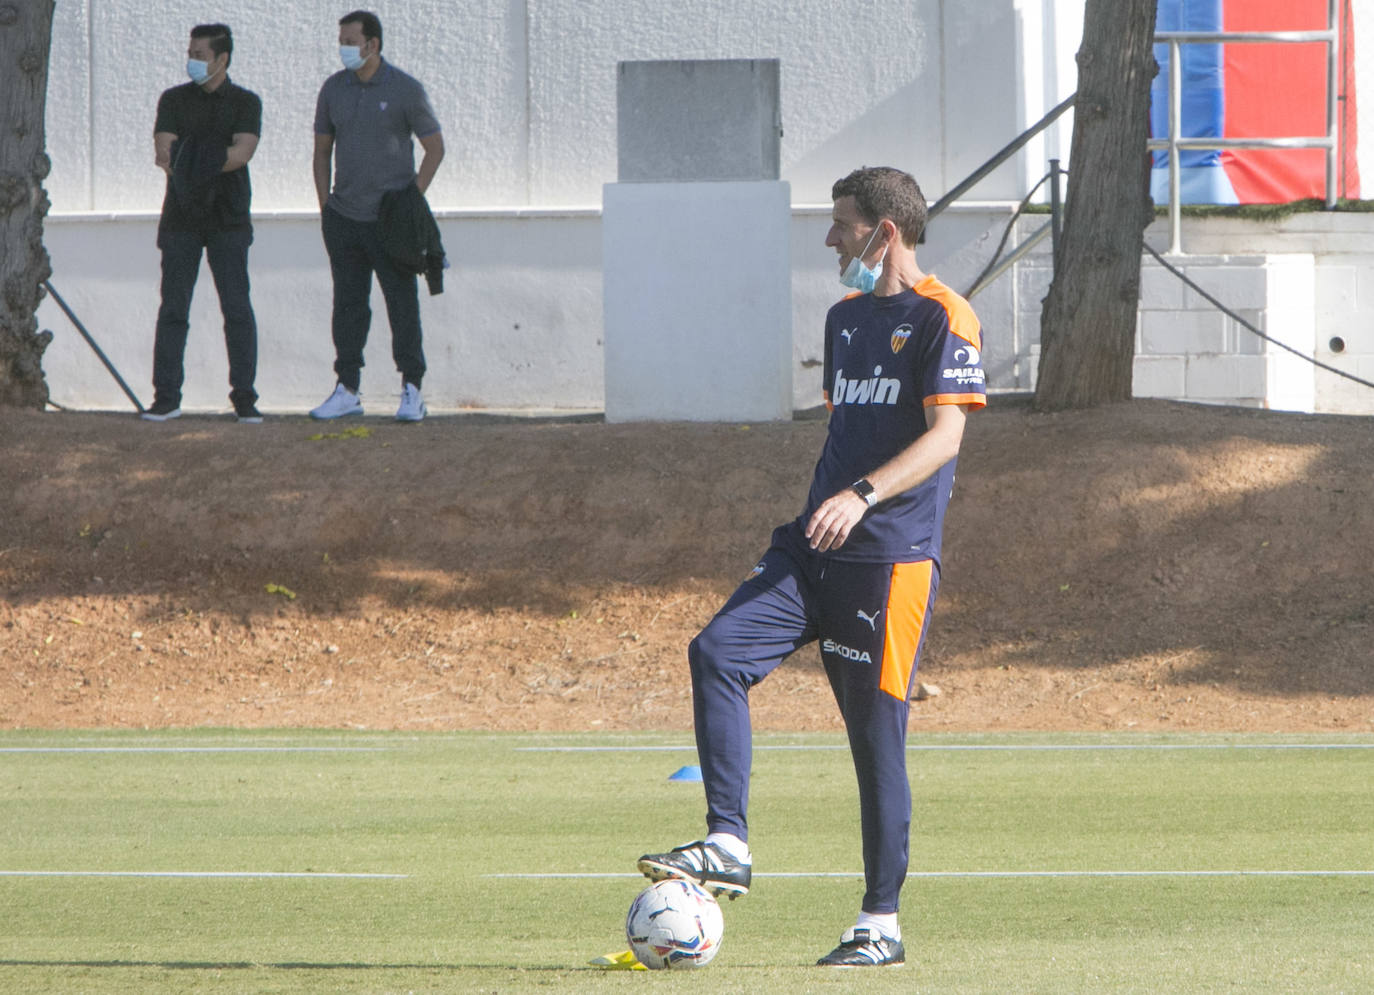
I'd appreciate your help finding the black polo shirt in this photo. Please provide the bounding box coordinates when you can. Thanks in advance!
[155,77,262,232]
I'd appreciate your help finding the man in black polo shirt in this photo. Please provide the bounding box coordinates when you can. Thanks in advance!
[145,22,263,423]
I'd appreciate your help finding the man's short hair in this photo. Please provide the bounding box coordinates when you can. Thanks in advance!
[190,23,233,67]
[831,167,929,247]
[340,10,383,51]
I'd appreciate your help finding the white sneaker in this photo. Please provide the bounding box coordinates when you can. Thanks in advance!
[396,382,426,422]
[310,384,363,420]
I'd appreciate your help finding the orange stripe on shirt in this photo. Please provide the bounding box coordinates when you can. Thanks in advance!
[913,274,982,352]
[924,392,987,408]
[879,559,935,701]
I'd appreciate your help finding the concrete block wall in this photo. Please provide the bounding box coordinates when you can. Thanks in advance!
[1135,254,1315,411]
[1145,215,1374,415]
[1008,212,1374,415]
[1312,253,1374,416]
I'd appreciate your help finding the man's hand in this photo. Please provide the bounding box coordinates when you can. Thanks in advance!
[804,405,971,553]
[805,488,869,552]
[415,131,445,194]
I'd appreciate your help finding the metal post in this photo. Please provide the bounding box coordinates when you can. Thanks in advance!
[1048,158,1062,268]
[1326,0,1338,207]
[966,221,1053,299]
[43,281,145,413]
[1168,38,1183,255]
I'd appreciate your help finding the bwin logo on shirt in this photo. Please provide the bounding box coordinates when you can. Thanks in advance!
[822,639,873,663]
[833,366,901,406]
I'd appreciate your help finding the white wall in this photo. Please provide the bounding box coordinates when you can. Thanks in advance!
[44,0,1054,216]
[37,203,1012,414]
[39,209,604,414]
[35,1,1374,414]
[1012,0,1082,194]
[38,0,1045,413]
[603,182,793,422]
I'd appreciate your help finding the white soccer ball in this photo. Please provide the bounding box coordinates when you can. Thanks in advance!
[625,878,724,969]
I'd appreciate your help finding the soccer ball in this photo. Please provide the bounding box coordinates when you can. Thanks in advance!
[625,878,724,969]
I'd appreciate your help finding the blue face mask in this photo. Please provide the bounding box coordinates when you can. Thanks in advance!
[839,224,889,293]
[340,45,367,71]
[186,58,217,85]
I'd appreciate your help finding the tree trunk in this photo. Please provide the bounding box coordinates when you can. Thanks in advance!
[1033,0,1158,412]
[0,0,55,409]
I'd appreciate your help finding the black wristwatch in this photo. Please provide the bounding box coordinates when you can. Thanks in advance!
[850,478,878,509]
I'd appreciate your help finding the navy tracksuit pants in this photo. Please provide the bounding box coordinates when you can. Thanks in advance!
[689,524,940,915]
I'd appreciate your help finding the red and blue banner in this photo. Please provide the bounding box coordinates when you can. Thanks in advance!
[1150,0,1360,203]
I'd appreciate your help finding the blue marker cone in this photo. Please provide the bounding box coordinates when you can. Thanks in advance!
[667,765,703,782]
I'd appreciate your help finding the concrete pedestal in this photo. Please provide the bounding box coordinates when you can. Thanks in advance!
[602,181,792,422]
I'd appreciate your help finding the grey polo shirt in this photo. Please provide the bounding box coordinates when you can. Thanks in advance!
[314,60,441,222]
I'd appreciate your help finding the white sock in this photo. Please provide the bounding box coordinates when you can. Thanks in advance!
[704,832,751,864]
[855,911,900,941]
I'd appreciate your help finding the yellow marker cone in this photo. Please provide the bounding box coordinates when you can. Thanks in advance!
[589,950,647,970]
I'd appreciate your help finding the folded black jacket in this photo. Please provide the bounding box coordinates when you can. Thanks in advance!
[168,135,246,229]
[379,182,446,295]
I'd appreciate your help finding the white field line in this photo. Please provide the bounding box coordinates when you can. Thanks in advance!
[486,869,1374,880]
[0,870,407,879]
[515,743,1374,753]
[0,747,389,753]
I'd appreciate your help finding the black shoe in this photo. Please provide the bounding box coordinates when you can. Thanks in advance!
[141,399,181,421]
[637,841,751,900]
[233,398,263,424]
[816,928,905,968]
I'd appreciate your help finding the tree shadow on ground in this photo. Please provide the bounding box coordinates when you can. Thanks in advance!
[3,398,1372,701]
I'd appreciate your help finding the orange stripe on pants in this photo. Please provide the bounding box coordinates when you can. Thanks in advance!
[879,559,935,701]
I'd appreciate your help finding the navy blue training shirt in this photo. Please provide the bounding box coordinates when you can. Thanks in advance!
[792,274,986,565]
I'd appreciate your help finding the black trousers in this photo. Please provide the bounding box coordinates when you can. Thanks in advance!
[152,227,258,407]
[321,205,425,392]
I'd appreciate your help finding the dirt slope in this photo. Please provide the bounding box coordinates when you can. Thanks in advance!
[2,398,1371,733]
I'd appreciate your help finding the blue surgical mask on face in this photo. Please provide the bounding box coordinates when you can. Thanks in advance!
[186,58,213,84]
[839,224,889,293]
[340,45,367,71]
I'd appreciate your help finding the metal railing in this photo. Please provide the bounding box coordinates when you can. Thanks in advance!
[1149,0,1340,254]
[925,95,1076,299]
[926,93,1076,223]
[930,5,1341,278]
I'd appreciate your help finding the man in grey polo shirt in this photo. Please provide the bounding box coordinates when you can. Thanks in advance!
[311,9,445,422]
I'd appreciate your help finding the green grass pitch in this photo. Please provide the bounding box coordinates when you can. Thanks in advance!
[2,729,1373,993]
